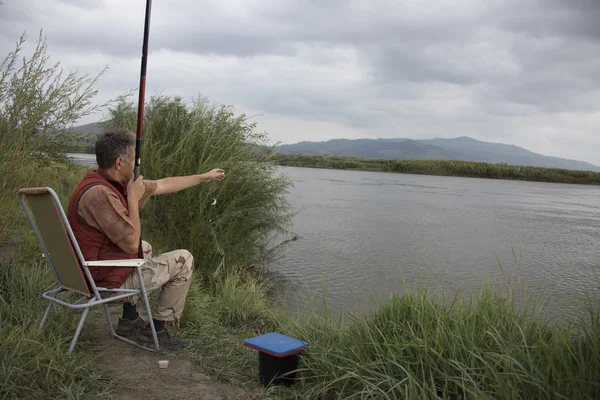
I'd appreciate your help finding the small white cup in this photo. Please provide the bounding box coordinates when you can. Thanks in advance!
[158,360,169,369]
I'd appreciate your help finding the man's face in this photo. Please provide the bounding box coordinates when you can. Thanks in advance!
[117,145,136,183]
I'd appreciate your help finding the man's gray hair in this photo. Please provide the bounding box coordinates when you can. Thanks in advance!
[95,128,136,169]
[96,128,135,169]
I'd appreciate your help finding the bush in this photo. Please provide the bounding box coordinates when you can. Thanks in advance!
[105,95,294,285]
[0,30,119,240]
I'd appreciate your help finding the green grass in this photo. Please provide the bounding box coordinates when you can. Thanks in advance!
[175,270,284,386]
[163,263,600,400]
[0,164,114,400]
[0,259,114,399]
[269,282,600,399]
[276,154,600,185]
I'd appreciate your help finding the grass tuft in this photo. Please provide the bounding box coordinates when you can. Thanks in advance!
[0,249,113,399]
[268,280,600,399]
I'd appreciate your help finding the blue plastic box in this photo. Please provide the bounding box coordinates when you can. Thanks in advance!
[244,332,308,386]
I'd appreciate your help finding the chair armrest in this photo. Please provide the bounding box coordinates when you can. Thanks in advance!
[85,259,146,267]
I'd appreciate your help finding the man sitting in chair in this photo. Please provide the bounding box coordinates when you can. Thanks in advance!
[67,128,225,350]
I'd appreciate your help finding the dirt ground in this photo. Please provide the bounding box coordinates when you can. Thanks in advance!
[88,310,260,400]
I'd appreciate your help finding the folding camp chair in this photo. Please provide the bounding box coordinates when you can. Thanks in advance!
[18,186,160,355]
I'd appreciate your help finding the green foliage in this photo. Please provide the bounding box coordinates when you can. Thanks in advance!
[106,95,294,284]
[0,30,119,240]
[277,154,600,185]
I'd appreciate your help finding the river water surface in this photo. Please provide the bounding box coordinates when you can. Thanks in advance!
[268,166,600,322]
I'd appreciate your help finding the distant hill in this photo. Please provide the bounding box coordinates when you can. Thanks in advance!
[66,121,106,138]
[277,137,600,172]
[62,121,107,153]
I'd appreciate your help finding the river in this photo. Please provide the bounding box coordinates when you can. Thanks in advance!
[268,166,600,322]
[69,153,600,321]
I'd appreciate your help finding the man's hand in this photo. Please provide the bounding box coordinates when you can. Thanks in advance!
[117,175,145,254]
[127,175,146,202]
[205,168,225,182]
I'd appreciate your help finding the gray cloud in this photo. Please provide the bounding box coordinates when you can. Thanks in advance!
[1,0,599,165]
[494,0,600,42]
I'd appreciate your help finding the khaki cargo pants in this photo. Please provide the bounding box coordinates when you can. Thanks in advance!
[120,241,194,322]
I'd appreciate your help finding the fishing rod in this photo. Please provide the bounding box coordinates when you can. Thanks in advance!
[134,0,152,179]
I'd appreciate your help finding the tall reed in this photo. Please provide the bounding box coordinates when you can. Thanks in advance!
[271,279,600,399]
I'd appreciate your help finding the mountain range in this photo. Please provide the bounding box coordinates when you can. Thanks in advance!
[277,137,600,172]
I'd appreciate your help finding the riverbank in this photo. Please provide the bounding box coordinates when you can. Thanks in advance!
[276,154,600,185]
[3,163,600,399]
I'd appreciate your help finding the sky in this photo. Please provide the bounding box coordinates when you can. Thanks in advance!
[2,0,600,165]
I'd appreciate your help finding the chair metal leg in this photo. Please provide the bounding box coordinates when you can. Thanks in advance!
[39,302,53,328]
[141,293,159,351]
[68,307,90,355]
[137,267,159,351]
[104,304,117,337]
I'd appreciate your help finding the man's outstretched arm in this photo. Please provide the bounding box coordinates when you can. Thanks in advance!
[154,168,225,195]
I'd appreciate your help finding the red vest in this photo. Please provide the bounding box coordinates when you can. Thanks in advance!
[67,169,142,289]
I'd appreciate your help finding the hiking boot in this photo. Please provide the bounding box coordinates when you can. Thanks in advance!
[115,317,146,337]
[136,325,183,350]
